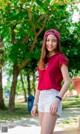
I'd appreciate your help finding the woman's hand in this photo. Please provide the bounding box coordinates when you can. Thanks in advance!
[31,105,37,117]
[50,98,60,115]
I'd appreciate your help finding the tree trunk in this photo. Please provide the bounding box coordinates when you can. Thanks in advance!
[8,63,19,111]
[0,39,5,109]
[32,71,36,95]
[20,73,27,102]
[27,73,31,95]
[0,62,5,109]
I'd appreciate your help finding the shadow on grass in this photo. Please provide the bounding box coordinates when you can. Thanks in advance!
[0,102,31,122]
[62,99,80,109]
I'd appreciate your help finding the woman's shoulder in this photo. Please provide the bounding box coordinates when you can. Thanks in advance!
[57,53,68,66]
[57,53,65,56]
[57,53,67,59]
[49,53,67,61]
[56,53,68,63]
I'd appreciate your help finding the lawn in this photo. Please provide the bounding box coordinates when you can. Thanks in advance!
[62,96,80,109]
[0,102,31,122]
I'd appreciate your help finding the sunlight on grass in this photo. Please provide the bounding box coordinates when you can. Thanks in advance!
[58,117,78,130]
[62,98,80,109]
[0,102,31,122]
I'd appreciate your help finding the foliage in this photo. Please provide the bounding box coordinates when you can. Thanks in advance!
[68,82,74,91]
[1,1,80,74]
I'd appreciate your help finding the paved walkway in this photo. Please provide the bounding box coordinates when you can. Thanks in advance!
[0,107,80,134]
[0,126,80,134]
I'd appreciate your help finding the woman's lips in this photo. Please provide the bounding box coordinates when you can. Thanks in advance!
[48,46,53,49]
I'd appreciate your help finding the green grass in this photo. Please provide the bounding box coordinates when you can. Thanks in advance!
[62,98,80,109]
[58,117,78,130]
[0,102,31,122]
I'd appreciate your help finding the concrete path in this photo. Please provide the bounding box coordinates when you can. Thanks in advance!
[0,126,80,134]
[0,125,80,134]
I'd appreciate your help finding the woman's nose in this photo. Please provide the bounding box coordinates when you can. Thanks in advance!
[49,41,53,45]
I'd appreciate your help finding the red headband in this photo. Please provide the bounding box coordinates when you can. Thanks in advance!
[43,29,60,41]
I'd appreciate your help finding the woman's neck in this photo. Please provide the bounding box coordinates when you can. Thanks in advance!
[48,52,57,58]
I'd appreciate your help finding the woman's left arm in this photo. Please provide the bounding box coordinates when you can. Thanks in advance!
[58,64,71,98]
[50,64,71,114]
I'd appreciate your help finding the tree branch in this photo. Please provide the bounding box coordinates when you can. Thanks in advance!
[19,59,28,72]
[22,1,36,43]
[19,14,51,71]
[22,35,29,43]
[11,23,17,44]
[29,14,51,52]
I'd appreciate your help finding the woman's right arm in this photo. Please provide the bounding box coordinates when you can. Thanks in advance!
[33,89,40,106]
[31,89,40,117]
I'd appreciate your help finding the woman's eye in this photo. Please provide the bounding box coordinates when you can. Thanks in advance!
[46,39,49,41]
[46,39,56,42]
[52,39,56,42]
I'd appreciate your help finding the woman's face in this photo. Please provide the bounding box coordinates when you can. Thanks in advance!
[46,34,57,52]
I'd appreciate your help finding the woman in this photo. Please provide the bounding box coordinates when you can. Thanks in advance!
[31,29,71,134]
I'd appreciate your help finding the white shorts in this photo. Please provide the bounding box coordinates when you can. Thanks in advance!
[38,89,62,118]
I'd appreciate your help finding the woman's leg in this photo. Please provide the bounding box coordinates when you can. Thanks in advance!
[38,112,44,127]
[39,112,44,134]
[41,113,58,134]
